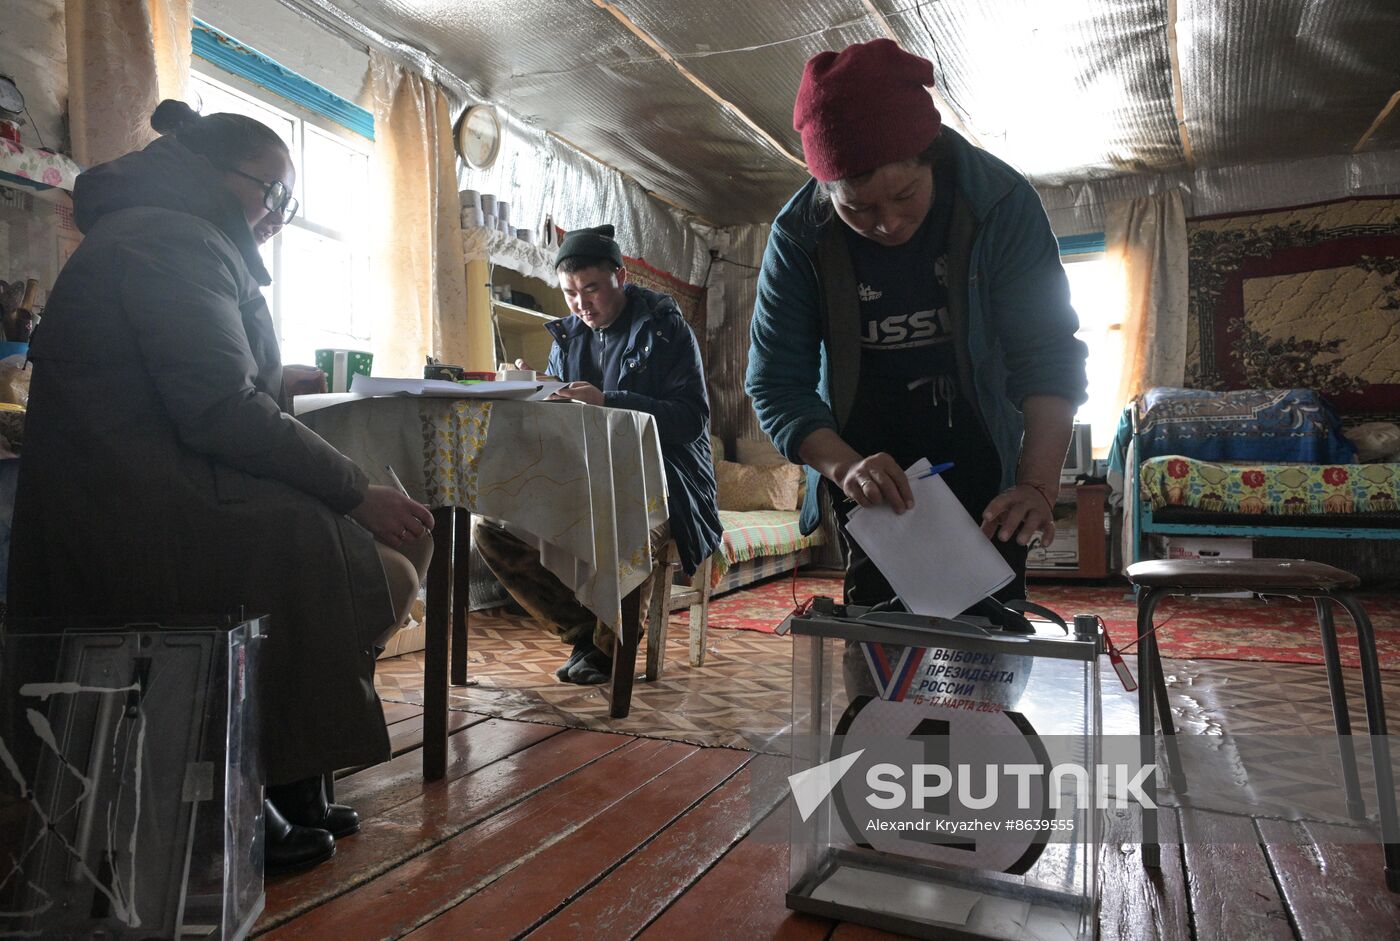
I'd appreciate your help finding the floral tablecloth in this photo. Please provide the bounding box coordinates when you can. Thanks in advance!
[1140,455,1400,514]
[299,395,668,629]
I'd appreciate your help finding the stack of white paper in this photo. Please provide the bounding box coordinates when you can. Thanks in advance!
[844,457,1014,618]
[348,376,566,400]
[292,379,570,416]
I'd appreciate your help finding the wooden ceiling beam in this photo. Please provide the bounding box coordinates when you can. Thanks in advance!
[857,0,982,150]
[1354,90,1400,154]
[1166,0,1197,170]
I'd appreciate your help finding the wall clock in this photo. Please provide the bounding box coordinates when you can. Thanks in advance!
[0,75,25,115]
[455,104,501,170]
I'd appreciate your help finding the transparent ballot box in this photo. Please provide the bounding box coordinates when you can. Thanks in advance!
[0,614,266,941]
[786,599,1101,940]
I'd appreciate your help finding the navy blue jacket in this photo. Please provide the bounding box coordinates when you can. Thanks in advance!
[546,284,722,575]
[745,128,1089,534]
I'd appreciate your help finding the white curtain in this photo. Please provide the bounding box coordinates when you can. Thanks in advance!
[1105,189,1189,405]
[66,0,191,167]
[368,52,480,376]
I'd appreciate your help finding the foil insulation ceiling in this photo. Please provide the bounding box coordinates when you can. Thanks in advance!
[315,0,1400,225]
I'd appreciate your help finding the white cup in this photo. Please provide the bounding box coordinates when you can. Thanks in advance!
[496,201,510,224]
[462,206,484,228]
[516,228,533,243]
[480,194,497,218]
[458,189,481,210]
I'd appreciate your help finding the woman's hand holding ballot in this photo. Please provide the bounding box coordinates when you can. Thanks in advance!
[350,485,435,549]
[800,428,915,514]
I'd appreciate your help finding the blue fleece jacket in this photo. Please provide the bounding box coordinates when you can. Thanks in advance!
[745,129,1089,534]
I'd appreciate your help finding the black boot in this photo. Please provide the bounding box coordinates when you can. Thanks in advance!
[555,637,595,681]
[566,644,612,685]
[267,775,361,838]
[264,798,335,875]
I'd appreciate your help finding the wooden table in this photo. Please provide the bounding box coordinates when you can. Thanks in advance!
[298,394,669,778]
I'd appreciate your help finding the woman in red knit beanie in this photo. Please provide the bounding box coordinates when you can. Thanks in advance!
[746,38,1089,616]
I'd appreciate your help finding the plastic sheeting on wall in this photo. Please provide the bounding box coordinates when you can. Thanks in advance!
[458,108,717,286]
[1040,147,1400,236]
[278,0,1400,251]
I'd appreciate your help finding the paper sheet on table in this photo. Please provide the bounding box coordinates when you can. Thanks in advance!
[349,376,566,400]
[844,457,1014,618]
[292,381,568,417]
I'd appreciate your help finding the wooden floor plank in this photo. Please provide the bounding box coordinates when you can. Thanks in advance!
[405,748,753,939]
[1180,808,1293,941]
[380,700,422,726]
[336,717,563,822]
[262,738,697,940]
[525,754,789,941]
[1258,817,1400,941]
[1097,806,1190,941]
[636,830,833,941]
[386,709,480,756]
[259,727,634,932]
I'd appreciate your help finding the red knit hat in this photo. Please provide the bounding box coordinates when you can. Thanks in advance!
[793,38,943,182]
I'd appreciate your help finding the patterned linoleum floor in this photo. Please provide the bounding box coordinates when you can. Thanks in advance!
[375,608,794,749]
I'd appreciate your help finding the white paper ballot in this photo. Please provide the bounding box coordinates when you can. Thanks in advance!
[843,457,1014,618]
[348,376,566,400]
[292,380,568,416]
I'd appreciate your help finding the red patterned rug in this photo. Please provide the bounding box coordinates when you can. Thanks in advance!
[697,576,1400,669]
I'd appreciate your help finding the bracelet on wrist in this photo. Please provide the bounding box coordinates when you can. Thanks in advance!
[1018,481,1056,513]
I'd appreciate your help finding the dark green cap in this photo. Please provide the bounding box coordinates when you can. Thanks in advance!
[554,224,624,270]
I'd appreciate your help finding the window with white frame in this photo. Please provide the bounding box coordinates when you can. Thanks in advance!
[188,69,372,366]
[1062,251,1127,459]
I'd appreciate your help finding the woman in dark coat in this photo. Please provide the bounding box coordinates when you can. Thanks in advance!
[7,101,434,872]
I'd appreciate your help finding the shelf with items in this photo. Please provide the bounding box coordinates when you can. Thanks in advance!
[465,250,567,372]
[0,140,81,194]
[491,299,556,325]
[1026,482,1110,580]
[461,223,556,283]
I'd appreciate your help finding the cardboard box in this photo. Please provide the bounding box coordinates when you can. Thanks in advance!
[1162,536,1253,596]
[1163,536,1253,561]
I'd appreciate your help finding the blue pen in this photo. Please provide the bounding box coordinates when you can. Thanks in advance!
[918,461,955,478]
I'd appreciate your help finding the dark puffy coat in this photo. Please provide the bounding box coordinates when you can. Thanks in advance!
[8,136,393,784]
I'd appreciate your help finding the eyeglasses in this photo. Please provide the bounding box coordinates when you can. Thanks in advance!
[227,168,300,224]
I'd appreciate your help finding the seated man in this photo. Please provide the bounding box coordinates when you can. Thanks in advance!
[476,224,723,684]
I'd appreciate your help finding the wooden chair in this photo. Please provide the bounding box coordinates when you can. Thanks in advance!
[643,542,714,680]
[1126,557,1399,891]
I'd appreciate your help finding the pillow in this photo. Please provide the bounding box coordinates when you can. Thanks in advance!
[1138,387,1355,463]
[715,459,802,512]
[735,435,786,467]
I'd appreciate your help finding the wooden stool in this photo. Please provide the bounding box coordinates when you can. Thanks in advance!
[642,542,713,681]
[1125,558,1400,891]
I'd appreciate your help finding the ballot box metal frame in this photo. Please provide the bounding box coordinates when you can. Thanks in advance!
[0,614,265,941]
[784,601,1102,941]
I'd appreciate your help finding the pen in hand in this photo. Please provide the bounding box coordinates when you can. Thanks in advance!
[918,461,955,478]
[385,464,411,497]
